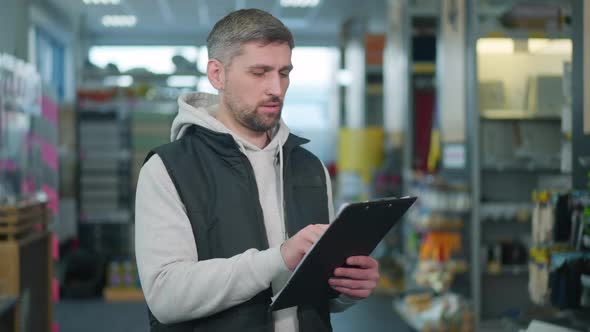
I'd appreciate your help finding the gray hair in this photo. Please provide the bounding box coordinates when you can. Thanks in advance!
[206,9,295,66]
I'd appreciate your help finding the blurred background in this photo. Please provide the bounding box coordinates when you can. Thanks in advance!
[0,0,590,331]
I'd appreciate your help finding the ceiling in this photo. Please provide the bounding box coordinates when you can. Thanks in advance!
[48,0,390,46]
[40,0,573,47]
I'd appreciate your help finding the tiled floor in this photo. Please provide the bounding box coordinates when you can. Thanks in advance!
[55,294,412,331]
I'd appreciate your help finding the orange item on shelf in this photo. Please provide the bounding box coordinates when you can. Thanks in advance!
[419,232,462,262]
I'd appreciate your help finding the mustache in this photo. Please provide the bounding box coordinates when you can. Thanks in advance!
[260,96,282,105]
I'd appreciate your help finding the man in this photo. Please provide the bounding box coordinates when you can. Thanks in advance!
[135,8,380,332]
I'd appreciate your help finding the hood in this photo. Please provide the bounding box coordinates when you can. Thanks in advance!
[172,92,293,249]
[171,92,290,153]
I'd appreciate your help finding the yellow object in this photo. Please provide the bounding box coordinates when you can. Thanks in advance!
[427,128,440,172]
[532,190,550,203]
[338,128,384,183]
[413,62,435,74]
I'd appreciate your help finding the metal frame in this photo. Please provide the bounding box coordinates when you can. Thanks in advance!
[465,0,481,327]
[384,0,412,179]
[572,0,590,189]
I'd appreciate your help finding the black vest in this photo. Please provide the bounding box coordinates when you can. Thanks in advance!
[144,125,333,332]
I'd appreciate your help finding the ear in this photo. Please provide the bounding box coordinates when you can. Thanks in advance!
[207,59,225,90]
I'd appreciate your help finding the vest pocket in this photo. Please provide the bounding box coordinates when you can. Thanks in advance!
[292,183,329,226]
[292,175,323,187]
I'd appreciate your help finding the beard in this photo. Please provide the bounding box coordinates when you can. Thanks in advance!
[225,93,283,133]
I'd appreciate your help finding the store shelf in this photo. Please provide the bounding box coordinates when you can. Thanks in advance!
[366,65,383,75]
[80,213,131,224]
[393,299,425,331]
[77,100,129,113]
[410,212,466,232]
[366,83,383,96]
[484,265,528,276]
[413,223,464,232]
[482,162,561,173]
[480,202,531,223]
[481,110,561,121]
[83,70,203,81]
[478,28,572,40]
[479,319,512,332]
[103,287,144,302]
[482,218,530,224]
[414,206,472,215]
[412,62,435,74]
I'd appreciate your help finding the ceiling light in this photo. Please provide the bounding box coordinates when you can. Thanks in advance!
[101,15,137,27]
[83,0,120,5]
[280,0,320,8]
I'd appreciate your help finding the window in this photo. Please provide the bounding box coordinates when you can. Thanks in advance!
[89,46,199,74]
[35,27,65,100]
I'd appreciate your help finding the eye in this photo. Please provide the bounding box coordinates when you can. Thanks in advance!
[280,71,291,78]
[252,71,265,77]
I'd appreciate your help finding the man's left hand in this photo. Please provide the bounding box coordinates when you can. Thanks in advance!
[328,256,380,299]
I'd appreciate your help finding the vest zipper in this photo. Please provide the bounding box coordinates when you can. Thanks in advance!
[281,148,292,238]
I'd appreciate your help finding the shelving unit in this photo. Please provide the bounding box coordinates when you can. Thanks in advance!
[465,0,578,327]
[74,91,177,283]
[76,97,133,258]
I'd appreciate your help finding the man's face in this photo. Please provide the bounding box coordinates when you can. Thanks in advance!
[222,42,293,133]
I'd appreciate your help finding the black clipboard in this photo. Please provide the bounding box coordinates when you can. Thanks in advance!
[270,196,417,311]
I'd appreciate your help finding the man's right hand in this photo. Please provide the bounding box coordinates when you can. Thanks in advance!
[280,224,329,270]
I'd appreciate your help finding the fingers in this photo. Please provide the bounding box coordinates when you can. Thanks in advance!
[333,266,379,281]
[328,256,380,300]
[329,277,376,290]
[289,224,329,256]
[305,224,329,241]
[333,257,380,281]
[330,286,371,299]
[297,224,329,248]
[346,256,379,269]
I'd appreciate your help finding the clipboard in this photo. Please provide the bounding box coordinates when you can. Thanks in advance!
[270,196,417,311]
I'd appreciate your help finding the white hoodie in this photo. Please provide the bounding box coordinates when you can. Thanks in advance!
[135,92,355,331]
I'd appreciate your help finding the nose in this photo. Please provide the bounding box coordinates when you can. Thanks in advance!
[266,72,283,97]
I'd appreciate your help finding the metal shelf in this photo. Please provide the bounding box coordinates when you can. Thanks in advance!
[393,299,425,331]
[413,62,435,74]
[82,70,203,81]
[484,265,528,276]
[481,110,561,121]
[482,163,561,173]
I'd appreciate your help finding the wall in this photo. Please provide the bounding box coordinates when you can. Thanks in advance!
[29,0,81,102]
[478,50,571,111]
[0,0,80,101]
[0,0,30,60]
[0,0,17,54]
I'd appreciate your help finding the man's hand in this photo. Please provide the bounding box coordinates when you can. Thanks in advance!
[328,256,380,299]
[280,224,329,270]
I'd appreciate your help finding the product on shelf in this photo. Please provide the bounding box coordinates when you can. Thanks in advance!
[419,232,462,263]
[528,190,590,309]
[396,292,474,332]
[404,175,470,298]
[405,292,433,313]
[413,212,464,231]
